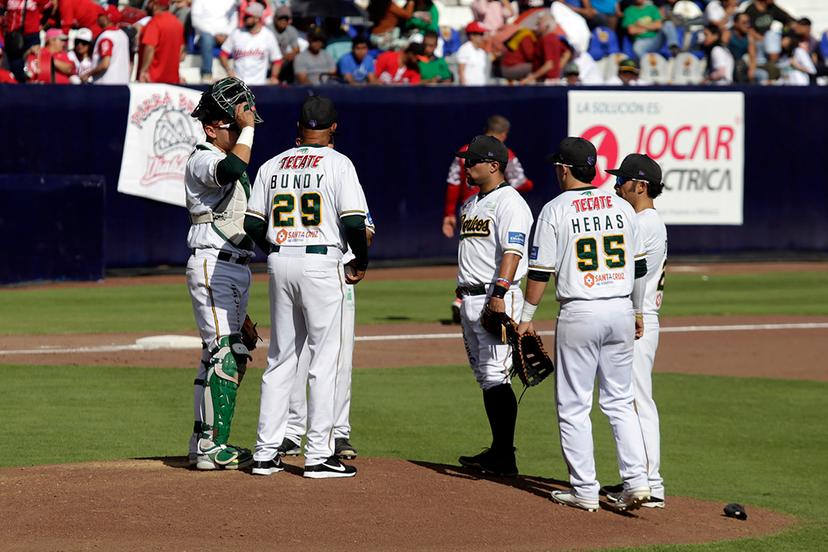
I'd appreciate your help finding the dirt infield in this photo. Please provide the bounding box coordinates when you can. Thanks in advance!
[0,457,795,552]
[3,315,827,381]
[2,262,824,550]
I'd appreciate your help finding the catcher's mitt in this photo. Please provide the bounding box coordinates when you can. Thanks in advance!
[480,305,555,389]
[240,315,262,351]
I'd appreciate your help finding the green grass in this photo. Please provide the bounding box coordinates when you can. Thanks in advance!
[2,271,827,335]
[2,364,826,550]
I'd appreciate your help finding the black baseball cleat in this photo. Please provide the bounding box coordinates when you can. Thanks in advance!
[458,448,518,477]
[276,437,302,456]
[600,483,624,496]
[303,456,357,479]
[251,457,285,476]
[334,437,358,460]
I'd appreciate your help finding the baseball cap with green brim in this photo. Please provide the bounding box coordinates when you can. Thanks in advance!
[606,153,662,185]
[300,95,337,130]
[456,135,509,166]
[546,137,596,168]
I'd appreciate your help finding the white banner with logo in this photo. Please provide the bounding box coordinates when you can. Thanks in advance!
[568,91,744,225]
[117,84,206,207]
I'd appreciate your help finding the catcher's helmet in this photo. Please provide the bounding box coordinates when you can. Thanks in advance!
[191,77,263,124]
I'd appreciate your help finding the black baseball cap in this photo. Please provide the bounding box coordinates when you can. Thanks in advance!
[299,95,337,130]
[456,135,509,166]
[607,153,662,185]
[546,137,597,168]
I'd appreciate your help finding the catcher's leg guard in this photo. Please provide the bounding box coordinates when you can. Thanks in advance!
[198,334,252,470]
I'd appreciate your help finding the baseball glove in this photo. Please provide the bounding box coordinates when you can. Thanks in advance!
[480,305,555,388]
[240,315,262,351]
[510,332,555,388]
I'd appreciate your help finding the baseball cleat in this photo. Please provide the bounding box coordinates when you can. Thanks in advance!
[458,448,518,477]
[334,437,358,460]
[251,457,285,476]
[276,437,302,457]
[599,483,624,496]
[606,491,665,509]
[196,442,254,470]
[605,486,651,512]
[550,490,599,512]
[303,456,357,479]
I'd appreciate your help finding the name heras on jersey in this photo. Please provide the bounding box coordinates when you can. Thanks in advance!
[460,215,491,238]
[570,214,626,235]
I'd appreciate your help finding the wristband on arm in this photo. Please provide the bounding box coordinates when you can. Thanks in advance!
[520,301,538,323]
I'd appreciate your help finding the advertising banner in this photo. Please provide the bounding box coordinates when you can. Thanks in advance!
[118,84,205,207]
[568,91,744,225]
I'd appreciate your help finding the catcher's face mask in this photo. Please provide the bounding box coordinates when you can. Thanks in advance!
[192,77,263,124]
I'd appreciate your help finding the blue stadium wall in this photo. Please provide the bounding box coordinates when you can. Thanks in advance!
[0,85,826,282]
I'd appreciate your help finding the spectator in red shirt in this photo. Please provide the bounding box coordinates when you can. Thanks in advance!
[0,0,53,82]
[521,14,570,84]
[139,0,184,83]
[498,29,537,81]
[0,45,19,82]
[25,28,76,84]
[375,42,422,85]
[59,0,104,39]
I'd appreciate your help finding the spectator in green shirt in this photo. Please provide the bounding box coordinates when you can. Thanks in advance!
[622,0,678,59]
[407,0,439,34]
[419,30,453,83]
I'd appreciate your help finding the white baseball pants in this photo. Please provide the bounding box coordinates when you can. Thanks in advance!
[186,250,251,451]
[286,284,356,442]
[555,297,649,500]
[460,288,524,391]
[633,315,664,499]
[255,249,345,466]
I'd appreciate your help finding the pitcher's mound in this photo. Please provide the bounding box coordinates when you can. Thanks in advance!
[0,457,794,551]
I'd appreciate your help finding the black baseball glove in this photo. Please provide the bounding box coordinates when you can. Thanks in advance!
[480,305,555,388]
[240,315,262,352]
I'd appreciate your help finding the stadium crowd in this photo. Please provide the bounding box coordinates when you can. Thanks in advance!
[0,0,825,85]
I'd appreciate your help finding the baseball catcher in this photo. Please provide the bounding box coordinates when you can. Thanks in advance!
[186,77,261,470]
[480,306,555,390]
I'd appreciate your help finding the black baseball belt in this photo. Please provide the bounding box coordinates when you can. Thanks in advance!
[270,245,329,255]
[192,249,252,266]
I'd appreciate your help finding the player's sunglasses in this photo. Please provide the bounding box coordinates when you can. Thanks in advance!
[466,158,495,168]
[614,176,647,187]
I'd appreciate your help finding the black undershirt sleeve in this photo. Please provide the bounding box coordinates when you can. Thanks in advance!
[243,215,270,254]
[635,258,647,279]
[528,270,552,282]
[342,215,369,270]
[216,153,248,186]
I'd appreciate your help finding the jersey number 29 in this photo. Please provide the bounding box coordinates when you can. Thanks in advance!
[575,235,626,271]
[271,192,322,227]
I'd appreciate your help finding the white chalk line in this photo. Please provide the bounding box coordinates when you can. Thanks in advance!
[1,322,827,356]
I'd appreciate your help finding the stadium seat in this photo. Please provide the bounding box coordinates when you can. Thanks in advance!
[640,52,670,84]
[621,35,636,59]
[671,52,704,84]
[588,26,620,61]
[821,32,828,61]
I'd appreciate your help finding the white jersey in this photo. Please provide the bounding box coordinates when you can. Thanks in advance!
[529,186,642,301]
[185,142,255,256]
[92,27,131,85]
[221,27,282,85]
[637,208,667,316]
[457,184,533,286]
[247,145,368,251]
